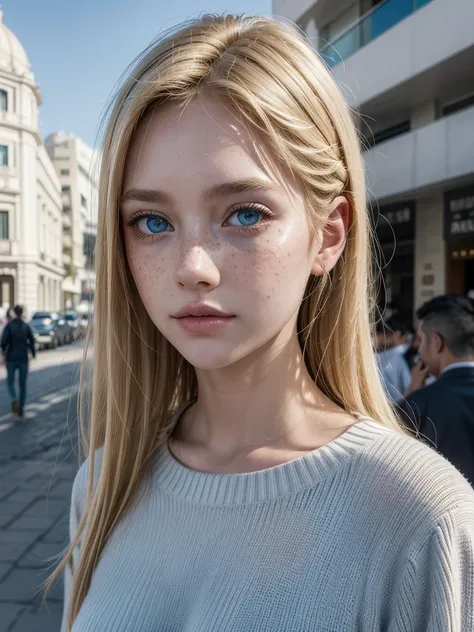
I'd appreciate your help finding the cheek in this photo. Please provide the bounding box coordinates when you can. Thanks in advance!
[125,238,169,305]
[419,340,429,358]
[230,224,313,305]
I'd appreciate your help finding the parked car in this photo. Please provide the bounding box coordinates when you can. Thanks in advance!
[63,311,80,338]
[29,311,74,350]
[75,315,90,340]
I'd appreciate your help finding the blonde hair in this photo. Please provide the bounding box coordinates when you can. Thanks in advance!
[49,14,406,630]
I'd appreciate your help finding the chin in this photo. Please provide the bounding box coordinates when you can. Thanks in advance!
[170,338,249,371]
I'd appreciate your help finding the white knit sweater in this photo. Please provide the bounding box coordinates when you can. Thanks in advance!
[62,418,474,631]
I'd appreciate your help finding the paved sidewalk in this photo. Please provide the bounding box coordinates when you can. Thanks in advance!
[0,348,83,632]
[0,439,78,632]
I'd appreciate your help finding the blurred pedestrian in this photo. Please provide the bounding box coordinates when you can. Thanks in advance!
[0,304,36,418]
[376,316,412,403]
[398,295,474,484]
[403,329,420,370]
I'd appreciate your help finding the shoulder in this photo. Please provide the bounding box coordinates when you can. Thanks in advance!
[352,423,474,532]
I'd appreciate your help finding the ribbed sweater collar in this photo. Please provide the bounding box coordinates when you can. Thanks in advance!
[154,418,390,507]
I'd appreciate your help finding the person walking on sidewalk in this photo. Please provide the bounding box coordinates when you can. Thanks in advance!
[1,304,36,418]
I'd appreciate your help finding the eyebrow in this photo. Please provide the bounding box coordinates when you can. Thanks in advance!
[120,177,274,205]
[120,188,172,205]
[202,177,274,200]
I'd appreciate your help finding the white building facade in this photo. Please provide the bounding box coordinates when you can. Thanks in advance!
[273,0,474,323]
[46,132,98,312]
[0,10,63,317]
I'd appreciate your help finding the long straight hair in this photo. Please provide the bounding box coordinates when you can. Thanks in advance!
[48,14,406,630]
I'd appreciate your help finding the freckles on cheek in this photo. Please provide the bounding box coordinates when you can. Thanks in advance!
[231,241,288,299]
[234,230,311,308]
[126,249,168,302]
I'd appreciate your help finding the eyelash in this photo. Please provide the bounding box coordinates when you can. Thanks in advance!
[125,203,274,241]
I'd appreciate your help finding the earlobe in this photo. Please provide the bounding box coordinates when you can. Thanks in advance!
[311,196,350,276]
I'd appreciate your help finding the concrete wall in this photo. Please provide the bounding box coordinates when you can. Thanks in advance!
[364,105,474,201]
[273,0,316,21]
[414,194,445,311]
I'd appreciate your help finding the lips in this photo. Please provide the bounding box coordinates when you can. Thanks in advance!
[172,304,234,319]
[171,304,235,334]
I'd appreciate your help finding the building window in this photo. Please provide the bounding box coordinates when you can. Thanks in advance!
[0,211,9,239]
[83,233,96,257]
[60,168,70,176]
[81,194,87,209]
[61,185,70,193]
[0,90,8,112]
[0,144,8,166]
[365,120,411,149]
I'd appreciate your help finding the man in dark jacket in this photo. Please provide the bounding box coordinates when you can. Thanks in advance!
[1,305,36,418]
[398,295,474,485]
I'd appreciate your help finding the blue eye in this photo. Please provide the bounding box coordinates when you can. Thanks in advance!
[137,215,170,234]
[226,208,264,227]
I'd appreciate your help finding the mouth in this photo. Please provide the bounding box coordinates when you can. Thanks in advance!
[171,304,235,334]
[171,304,234,319]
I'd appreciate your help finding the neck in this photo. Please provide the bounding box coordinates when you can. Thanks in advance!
[174,331,349,459]
[442,354,474,372]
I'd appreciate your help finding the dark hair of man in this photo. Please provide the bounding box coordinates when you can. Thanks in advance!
[384,316,409,336]
[13,305,23,318]
[416,295,474,357]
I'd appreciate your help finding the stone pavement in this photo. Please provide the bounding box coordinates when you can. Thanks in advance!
[0,345,84,632]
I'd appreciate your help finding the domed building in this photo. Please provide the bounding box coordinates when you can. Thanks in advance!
[0,9,63,317]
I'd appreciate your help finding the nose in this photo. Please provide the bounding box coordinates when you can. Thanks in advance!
[174,244,220,290]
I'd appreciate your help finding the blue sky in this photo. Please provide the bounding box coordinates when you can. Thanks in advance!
[3,0,271,147]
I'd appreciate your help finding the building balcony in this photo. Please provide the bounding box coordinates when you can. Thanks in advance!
[62,211,72,228]
[63,252,72,265]
[328,0,474,110]
[63,234,73,248]
[0,239,11,255]
[364,105,474,201]
[61,191,72,209]
[320,0,432,69]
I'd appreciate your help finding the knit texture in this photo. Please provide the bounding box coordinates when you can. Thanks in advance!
[62,419,474,631]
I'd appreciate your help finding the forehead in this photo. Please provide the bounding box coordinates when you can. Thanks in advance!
[123,96,300,197]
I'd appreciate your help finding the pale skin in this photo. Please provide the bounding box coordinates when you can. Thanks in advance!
[121,95,356,474]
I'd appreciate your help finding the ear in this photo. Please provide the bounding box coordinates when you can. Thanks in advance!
[311,195,351,276]
[432,331,445,354]
[311,196,350,275]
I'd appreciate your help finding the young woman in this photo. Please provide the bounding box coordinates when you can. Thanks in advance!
[54,14,474,632]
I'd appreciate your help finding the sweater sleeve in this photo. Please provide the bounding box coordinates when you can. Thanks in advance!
[388,508,474,631]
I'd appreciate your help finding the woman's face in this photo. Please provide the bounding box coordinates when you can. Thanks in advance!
[121,96,342,370]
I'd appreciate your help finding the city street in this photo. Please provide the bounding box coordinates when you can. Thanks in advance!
[0,343,85,632]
